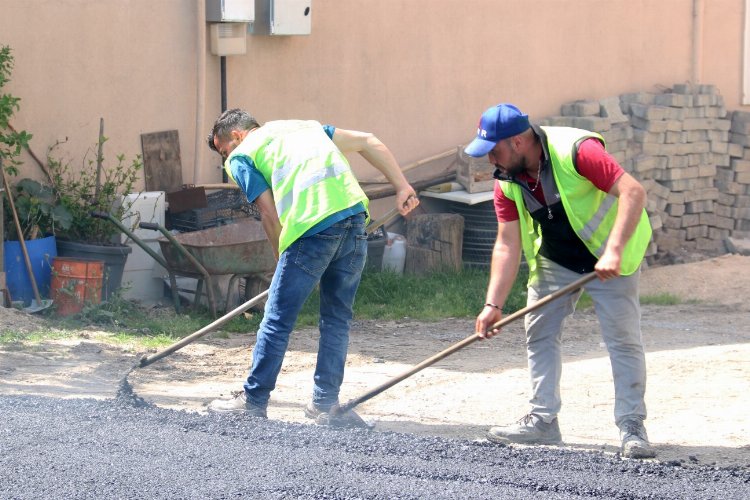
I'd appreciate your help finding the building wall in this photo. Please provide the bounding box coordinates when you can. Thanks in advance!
[700,0,744,101]
[0,0,745,187]
[1,0,200,184]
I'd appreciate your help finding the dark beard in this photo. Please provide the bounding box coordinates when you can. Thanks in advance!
[503,155,530,178]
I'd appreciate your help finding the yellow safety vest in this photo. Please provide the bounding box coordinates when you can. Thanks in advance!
[500,126,652,281]
[226,120,369,253]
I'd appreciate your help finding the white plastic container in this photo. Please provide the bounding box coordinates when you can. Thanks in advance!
[382,232,406,274]
[119,191,166,303]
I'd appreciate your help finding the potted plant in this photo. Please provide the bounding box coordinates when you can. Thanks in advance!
[1,178,74,306]
[48,132,143,300]
[4,178,73,240]
[1,44,59,306]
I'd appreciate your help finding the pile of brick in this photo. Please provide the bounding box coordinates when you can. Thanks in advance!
[540,83,750,264]
[541,97,633,165]
[623,84,732,261]
[726,111,750,240]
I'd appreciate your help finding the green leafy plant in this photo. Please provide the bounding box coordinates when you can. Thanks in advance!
[0,45,31,173]
[2,178,72,240]
[48,136,143,245]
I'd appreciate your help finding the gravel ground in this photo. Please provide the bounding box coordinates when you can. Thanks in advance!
[1,395,748,499]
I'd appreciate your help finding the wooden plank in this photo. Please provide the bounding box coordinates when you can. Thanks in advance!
[363,172,456,200]
[361,153,457,200]
[141,130,183,193]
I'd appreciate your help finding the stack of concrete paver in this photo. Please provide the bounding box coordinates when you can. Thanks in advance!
[541,97,633,165]
[539,83,749,264]
[726,110,750,240]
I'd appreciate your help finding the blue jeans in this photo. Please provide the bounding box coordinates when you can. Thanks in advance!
[243,212,367,409]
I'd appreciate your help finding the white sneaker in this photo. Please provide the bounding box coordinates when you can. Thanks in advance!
[487,413,563,445]
[620,418,656,459]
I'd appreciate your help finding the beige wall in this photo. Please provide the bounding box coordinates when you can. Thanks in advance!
[1,0,200,185]
[1,0,746,189]
[701,0,744,100]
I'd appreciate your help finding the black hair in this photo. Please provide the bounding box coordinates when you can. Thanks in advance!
[207,108,260,153]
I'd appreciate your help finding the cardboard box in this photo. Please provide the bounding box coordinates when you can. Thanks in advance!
[456,147,496,193]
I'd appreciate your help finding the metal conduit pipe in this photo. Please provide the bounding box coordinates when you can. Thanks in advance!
[193,0,207,185]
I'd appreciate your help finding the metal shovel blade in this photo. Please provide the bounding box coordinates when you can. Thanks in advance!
[24,298,54,314]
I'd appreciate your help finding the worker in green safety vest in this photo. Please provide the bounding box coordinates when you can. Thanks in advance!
[205,109,418,428]
[466,103,656,459]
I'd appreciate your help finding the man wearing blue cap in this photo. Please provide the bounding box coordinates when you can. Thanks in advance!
[467,103,655,459]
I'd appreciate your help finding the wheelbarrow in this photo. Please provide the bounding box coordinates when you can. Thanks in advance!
[91,212,276,317]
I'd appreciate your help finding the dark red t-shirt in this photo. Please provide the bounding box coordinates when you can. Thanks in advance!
[494,138,625,221]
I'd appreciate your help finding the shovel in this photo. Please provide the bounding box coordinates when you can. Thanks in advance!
[1,164,53,313]
[319,271,598,427]
[135,203,407,368]
[116,203,411,405]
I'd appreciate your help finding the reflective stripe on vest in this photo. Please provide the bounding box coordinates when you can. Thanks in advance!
[226,120,369,253]
[501,126,652,282]
[274,161,351,216]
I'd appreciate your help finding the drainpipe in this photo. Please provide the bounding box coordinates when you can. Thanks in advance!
[220,55,228,183]
[744,0,750,104]
[691,0,704,85]
[193,0,207,185]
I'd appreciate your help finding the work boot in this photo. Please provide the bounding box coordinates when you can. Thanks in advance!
[208,391,267,418]
[619,418,656,459]
[487,413,563,445]
[304,402,374,430]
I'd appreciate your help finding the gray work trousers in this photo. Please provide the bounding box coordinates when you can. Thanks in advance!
[524,256,647,427]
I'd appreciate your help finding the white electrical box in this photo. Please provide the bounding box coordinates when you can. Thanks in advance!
[210,22,248,56]
[206,0,255,22]
[249,0,312,36]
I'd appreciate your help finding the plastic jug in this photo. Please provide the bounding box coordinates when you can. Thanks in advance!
[382,232,406,274]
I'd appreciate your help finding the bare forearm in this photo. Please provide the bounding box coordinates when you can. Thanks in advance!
[605,178,647,255]
[260,215,281,260]
[255,190,281,259]
[485,241,521,308]
[358,135,411,192]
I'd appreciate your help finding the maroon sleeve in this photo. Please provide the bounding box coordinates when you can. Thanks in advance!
[494,180,520,222]
[575,138,625,192]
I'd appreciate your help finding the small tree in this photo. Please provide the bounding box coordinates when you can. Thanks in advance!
[48,136,142,244]
[0,45,31,174]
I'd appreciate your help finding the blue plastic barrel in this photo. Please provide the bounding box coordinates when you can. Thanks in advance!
[3,235,57,305]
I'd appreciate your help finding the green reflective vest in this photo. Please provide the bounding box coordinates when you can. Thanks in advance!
[500,126,652,282]
[226,120,369,254]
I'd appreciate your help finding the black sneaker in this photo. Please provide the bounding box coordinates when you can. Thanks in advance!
[619,418,656,459]
[487,413,563,445]
[304,402,374,430]
[208,391,267,418]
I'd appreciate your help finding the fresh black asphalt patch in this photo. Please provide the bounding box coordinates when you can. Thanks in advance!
[1,395,748,499]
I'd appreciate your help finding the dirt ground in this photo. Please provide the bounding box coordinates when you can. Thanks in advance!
[1,254,749,469]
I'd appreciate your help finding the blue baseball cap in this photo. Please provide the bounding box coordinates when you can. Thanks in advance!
[464,103,531,157]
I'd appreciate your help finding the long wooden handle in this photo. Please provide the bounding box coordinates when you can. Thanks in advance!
[137,206,408,368]
[337,271,598,414]
[1,166,43,303]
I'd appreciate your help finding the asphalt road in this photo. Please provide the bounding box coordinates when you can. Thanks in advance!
[1,395,748,499]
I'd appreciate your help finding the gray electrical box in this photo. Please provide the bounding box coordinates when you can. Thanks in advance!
[206,0,255,23]
[249,0,311,36]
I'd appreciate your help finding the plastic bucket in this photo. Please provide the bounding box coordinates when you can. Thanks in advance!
[3,235,57,306]
[50,257,104,316]
[365,226,386,271]
[382,232,406,275]
[56,240,131,301]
